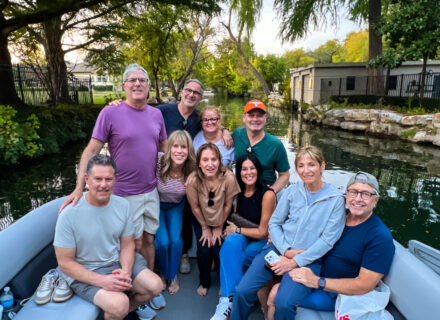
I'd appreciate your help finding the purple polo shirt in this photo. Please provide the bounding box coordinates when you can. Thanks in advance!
[92,102,167,196]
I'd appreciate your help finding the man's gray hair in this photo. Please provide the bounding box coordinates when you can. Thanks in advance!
[183,79,204,95]
[123,63,150,83]
[86,154,117,175]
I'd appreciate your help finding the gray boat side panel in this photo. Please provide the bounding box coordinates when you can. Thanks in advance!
[0,197,65,289]
[14,295,99,320]
[409,240,440,275]
[383,240,440,320]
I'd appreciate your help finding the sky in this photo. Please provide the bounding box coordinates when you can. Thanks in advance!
[250,0,366,55]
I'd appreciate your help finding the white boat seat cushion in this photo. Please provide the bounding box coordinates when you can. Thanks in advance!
[14,295,100,320]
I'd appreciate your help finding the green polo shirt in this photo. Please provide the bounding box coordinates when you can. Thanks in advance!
[232,127,290,185]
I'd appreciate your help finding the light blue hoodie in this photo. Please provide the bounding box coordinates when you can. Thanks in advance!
[269,181,345,267]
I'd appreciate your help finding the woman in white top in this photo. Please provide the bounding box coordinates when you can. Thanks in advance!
[193,106,234,167]
[155,130,196,295]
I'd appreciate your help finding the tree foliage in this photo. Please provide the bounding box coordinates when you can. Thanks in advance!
[334,30,369,62]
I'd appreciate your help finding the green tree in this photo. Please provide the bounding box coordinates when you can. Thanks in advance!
[334,30,369,62]
[256,54,286,91]
[166,14,214,99]
[376,0,440,102]
[283,49,315,68]
[274,0,386,90]
[222,0,271,96]
[1,0,221,106]
[124,4,189,103]
[207,38,255,95]
[311,39,343,63]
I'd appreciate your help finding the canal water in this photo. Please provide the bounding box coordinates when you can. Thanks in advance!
[1,95,439,250]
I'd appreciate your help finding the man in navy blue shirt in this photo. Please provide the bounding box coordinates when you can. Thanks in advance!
[263,171,395,319]
[157,79,204,139]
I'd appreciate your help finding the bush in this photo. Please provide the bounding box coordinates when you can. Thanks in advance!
[0,106,41,164]
[93,85,114,91]
[328,95,440,113]
[0,104,102,166]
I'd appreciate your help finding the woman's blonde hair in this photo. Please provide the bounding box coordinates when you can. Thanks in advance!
[160,130,196,183]
[195,143,227,182]
[294,145,325,168]
[200,105,222,123]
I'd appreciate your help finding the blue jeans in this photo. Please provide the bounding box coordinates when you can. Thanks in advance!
[155,198,185,280]
[220,233,266,297]
[300,289,337,311]
[230,243,321,320]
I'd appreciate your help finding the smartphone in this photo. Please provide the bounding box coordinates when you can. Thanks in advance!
[264,250,281,266]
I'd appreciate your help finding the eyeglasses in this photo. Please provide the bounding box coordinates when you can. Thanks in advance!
[183,88,202,97]
[202,117,219,124]
[181,120,187,130]
[208,191,215,207]
[125,78,149,85]
[346,189,376,200]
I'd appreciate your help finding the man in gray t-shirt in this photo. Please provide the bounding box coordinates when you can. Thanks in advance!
[54,155,162,320]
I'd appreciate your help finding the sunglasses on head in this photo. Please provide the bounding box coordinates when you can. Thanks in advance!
[208,191,215,207]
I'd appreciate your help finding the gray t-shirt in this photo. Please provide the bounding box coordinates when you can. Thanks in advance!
[54,194,134,284]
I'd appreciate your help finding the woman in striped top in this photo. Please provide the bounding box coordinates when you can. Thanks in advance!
[155,130,196,295]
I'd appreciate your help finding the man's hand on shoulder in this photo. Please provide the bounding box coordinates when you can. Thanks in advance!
[58,188,83,214]
[221,128,234,149]
[108,99,123,106]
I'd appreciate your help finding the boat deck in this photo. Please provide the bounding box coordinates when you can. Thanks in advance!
[125,259,264,320]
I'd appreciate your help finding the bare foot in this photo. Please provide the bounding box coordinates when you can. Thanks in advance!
[161,276,167,291]
[197,284,208,297]
[168,277,180,295]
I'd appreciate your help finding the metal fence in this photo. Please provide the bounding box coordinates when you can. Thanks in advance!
[319,72,440,107]
[9,63,93,106]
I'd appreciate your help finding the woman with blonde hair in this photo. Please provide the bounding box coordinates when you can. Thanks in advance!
[185,143,241,297]
[193,105,234,167]
[155,130,196,295]
[230,145,345,320]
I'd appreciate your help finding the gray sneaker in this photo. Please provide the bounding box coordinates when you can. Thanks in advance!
[35,269,58,305]
[52,277,73,303]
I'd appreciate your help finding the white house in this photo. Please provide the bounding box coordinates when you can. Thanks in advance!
[290,61,440,105]
[67,62,117,89]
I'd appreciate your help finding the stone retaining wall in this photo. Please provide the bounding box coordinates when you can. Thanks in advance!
[303,106,440,147]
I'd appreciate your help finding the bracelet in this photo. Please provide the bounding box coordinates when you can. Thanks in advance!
[201,225,208,230]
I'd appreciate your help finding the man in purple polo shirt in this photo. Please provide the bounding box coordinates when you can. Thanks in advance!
[60,64,167,273]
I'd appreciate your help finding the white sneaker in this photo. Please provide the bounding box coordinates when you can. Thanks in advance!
[137,304,157,320]
[210,297,232,320]
[52,277,73,302]
[149,293,166,310]
[34,269,58,305]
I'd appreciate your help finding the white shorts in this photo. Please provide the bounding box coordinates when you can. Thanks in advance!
[125,188,160,238]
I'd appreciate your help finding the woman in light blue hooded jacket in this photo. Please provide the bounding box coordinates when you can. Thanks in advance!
[230,145,345,320]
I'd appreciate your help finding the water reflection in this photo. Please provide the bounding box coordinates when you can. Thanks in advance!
[1,97,439,249]
[0,140,87,225]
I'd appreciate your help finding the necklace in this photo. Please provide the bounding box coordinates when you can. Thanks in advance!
[169,171,183,179]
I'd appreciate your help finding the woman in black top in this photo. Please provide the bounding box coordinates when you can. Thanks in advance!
[210,153,277,320]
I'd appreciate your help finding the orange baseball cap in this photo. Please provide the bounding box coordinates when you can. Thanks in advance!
[244,99,266,113]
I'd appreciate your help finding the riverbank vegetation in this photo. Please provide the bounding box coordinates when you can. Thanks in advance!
[0,104,101,166]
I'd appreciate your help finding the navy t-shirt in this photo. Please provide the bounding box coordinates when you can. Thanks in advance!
[157,103,201,139]
[321,214,395,278]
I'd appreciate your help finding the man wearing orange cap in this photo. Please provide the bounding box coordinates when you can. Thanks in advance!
[232,99,290,193]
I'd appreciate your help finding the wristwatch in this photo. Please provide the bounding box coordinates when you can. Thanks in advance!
[318,277,326,290]
[236,227,241,234]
